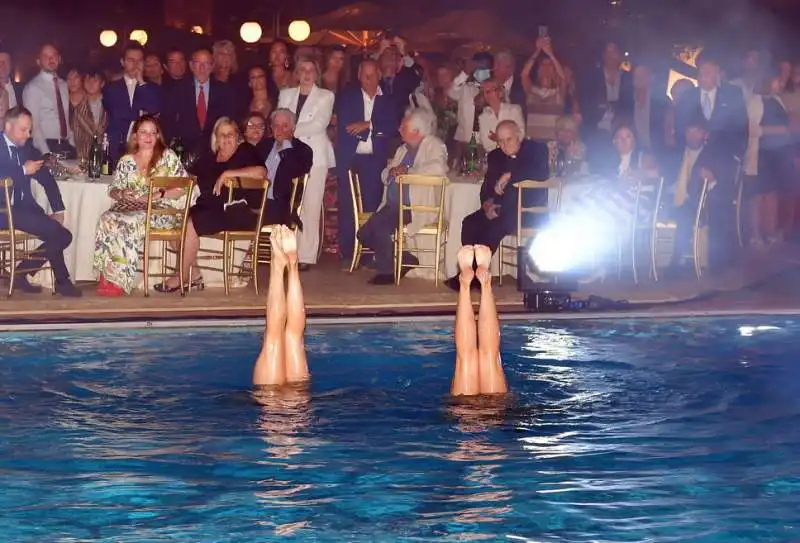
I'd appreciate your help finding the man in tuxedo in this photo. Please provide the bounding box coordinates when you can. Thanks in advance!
[335,59,399,263]
[667,116,739,274]
[103,42,161,165]
[0,107,81,296]
[0,48,23,110]
[262,108,313,226]
[446,119,549,291]
[162,48,236,156]
[674,52,748,161]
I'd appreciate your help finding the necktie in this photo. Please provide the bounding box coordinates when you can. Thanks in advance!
[701,92,712,120]
[197,85,208,128]
[53,75,67,139]
[9,145,19,166]
[383,77,394,94]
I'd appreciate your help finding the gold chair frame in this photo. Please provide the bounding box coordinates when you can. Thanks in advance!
[194,177,270,296]
[140,176,197,297]
[348,170,376,272]
[394,174,449,286]
[0,178,56,296]
[497,179,563,286]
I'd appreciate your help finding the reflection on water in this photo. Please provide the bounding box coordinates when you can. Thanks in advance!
[0,318,799,542]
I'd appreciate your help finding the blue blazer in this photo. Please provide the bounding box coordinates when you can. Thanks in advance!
[675,84,748,161]
[0,133,64,217]
[102,79,161,160]
[335,84,399,171]
[162,78,236,156]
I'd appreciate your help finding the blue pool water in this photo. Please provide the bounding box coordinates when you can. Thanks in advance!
[0,317,799,542]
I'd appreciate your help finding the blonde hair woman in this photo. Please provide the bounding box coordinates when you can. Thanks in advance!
[212,40,238,83]
[93,115,193,296]
[277,56,334,270]
[156,117,266,292]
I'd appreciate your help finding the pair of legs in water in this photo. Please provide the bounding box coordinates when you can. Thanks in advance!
[255,233,506,397]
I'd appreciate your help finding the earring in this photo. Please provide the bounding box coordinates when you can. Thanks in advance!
[284,60,290,69]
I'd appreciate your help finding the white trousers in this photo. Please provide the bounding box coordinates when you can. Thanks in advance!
[297,164,329,264]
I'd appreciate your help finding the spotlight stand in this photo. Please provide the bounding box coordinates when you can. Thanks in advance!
[516,246,579,313]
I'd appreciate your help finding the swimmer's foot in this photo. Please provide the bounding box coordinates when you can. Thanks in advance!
[270,227,288,270]
[280,225,299,267]
[474,245,492,288]
[458,245,475,287]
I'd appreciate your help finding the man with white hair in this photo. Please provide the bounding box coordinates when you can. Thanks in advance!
[446,119,548,290]
[261,108,313,226]
[357,108,448,285]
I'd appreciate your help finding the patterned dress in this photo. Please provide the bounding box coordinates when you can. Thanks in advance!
[92,149,191,293]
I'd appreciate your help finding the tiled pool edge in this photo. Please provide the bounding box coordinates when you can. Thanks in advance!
[3,307,800,332]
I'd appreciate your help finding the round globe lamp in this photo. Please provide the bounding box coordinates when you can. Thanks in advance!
[99,30,118,48]
[129,29,148,46]
[240,22,263,44]
[288,20,311,42]
[191,25,204,35]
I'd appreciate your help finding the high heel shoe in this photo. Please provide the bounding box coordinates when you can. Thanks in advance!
[154,277,205,293]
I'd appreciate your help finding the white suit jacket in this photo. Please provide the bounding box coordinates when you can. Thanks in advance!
[379,134,448,235]
[448,71,482,143]
[278,85,335,168]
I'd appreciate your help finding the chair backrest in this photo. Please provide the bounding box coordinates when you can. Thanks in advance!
[0,178,13,231]
[348,170,364,216]
[396,174,449,232]
[514,178,562,241]
[694,177,710,230]
[647,177,666,232]
[288,174,309,227]
[146,176,197,233]
[223,176,271,232]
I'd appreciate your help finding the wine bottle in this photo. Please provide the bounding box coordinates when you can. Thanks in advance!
[466,132,478,173]
[88,136,101,180]
[101,133,110,175]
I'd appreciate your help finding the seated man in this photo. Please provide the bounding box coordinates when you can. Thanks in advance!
[262,108,313,227]
[254,225,308,387]
[667,116,738,274]
[0,106,81,296]
[357,108,448,285]
[451,244,507,397]
[447,119,548,290]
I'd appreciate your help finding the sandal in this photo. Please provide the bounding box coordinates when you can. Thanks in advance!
[154,277,205,293]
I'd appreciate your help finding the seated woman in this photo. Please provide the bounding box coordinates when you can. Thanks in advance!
[549,114,587,175]
[451,245,507,397]
[93,115,193,296]
[156,117,266,292]
[242,111,268,156]
[253,225,309,387]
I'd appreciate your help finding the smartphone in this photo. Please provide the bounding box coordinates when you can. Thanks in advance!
[538,25,549,38]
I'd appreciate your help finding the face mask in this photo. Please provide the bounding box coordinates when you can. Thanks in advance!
[474,69,491,83]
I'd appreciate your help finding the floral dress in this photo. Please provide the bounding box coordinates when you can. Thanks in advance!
[92,149,192,293]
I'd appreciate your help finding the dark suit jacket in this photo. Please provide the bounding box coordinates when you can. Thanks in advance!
[664,142,738,208]
[480,139,549,231]
[335,84,398,171]
[579,67,634,136]
[641,94,670,157]
[102,79,160,161]
[380,63,423,120]
[0,134,64,218]
[162,78,236,156]
[5,82,24,108]
[674,84,748,161]
[507,75,528,123]
[258,136,313,225]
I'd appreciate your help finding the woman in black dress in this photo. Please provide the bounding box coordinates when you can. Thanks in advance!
[156,117,266,292]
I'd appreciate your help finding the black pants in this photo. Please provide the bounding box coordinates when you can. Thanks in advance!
[4,207,73,282]
[337,153,386,261]
[461,210,511,255]
[356,204,410,275]
[673,188,737,272]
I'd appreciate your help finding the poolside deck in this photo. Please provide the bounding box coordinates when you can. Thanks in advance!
[1,245,799,325]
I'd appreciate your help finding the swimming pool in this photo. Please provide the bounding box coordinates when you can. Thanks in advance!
[0,317,798,542]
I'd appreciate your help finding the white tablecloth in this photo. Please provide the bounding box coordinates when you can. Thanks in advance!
[31,176,249,290]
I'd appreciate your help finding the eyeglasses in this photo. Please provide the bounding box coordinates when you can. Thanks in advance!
[246,123,266,130]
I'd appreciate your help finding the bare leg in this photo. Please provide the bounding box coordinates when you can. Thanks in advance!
[253,228,288,387]
[164,219,201,288]
[474,245,507,395]
[281,225,309,383]
[451,245,480,397]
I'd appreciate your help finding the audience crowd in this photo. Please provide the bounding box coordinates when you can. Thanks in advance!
[0,33,799,296]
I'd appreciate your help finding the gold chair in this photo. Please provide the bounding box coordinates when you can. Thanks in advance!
[733,159,744,248]
[194,177,270,295]
[394,174,449,286]
[348,170,376,272]
[252,174,308,293]
[0,178,55,296]
[140,176,197,297]
[497,179,562,286]
[691,178,711,279]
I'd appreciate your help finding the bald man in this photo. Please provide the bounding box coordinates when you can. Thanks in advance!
[446,119,548,290]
